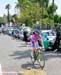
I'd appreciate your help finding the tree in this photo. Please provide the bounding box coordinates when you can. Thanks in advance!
[47,4,57,16]
[0,17,3,23]
[47,3,57,26]
[31,0,49,8]
[17,0,43,26]
[58,16,61,23]
[5,4,11,23]
[54,14,59,23]
[16,0,58,28]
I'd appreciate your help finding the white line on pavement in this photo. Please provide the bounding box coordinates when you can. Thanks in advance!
[3,72,18,75]
[0,64,2,75]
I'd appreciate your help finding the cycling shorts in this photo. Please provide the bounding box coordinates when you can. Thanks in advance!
[31,41,40,49]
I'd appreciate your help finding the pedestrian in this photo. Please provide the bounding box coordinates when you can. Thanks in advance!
[34,21,41,33]
[23,29,28,45]
[22,23,26,27]
[52,26,61,52]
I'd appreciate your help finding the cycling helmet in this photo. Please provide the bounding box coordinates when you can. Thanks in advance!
[33,29,40,34]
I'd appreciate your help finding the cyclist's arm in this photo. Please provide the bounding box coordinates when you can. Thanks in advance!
[30,35,36,48]
[39,36,44,48]
[41,37,44,48]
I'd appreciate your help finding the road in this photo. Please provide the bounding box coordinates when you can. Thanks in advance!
[0,34,61,75]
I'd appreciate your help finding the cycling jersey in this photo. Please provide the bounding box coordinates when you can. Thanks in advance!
[30,34,42,49]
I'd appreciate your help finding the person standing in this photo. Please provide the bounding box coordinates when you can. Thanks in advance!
[22,23,26,27]
[34,21,41,33]
[23,29,28,45]
[52,27,61,52]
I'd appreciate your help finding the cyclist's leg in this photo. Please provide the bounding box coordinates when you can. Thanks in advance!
[31,41,37,51]
[31,41,38,60]
[33,41,41,60]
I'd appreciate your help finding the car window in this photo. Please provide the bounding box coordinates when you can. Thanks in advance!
[42,32,49,36]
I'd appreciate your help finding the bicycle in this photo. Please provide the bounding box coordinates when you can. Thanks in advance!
[30,47,45,69]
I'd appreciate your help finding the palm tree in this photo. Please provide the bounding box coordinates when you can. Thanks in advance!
[5,4,11,23]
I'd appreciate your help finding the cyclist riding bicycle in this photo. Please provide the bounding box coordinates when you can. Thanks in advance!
[30,30,44,52]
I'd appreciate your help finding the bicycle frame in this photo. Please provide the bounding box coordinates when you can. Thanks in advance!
[31,48,45,69]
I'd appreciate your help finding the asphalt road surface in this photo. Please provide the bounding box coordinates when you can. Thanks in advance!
[0,34,61,75]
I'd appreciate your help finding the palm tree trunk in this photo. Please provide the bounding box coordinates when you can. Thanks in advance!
[7,9,10,23]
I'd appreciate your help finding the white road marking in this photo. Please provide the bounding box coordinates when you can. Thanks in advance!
[3,71,18,75]
[0,64,2,75]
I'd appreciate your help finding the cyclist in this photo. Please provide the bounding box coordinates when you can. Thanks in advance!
[30,30,44,53]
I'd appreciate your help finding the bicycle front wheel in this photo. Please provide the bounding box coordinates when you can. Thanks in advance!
[37,50,45,69]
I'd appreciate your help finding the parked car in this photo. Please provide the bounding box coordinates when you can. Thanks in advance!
[12,28,20,38]
[19,26,32,40]
[0,27,2,33]
[41,30,56,43]
[7,27,14,36]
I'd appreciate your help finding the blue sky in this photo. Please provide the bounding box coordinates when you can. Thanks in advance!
[50,0,61,15]
[0,0,61,17]
[0,0,17,16]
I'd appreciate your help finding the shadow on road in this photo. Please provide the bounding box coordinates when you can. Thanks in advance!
[19,44,31,47]
[21,62,42,70]
[9,49,61,61]
[9,49,31,60]
[21,62,33,69]
[44,51,61,60]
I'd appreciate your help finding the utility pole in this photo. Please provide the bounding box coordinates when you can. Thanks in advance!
[52,0,54,27]
[41,0,44,29]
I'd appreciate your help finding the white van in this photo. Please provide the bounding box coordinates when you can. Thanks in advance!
[41,30,56,43]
